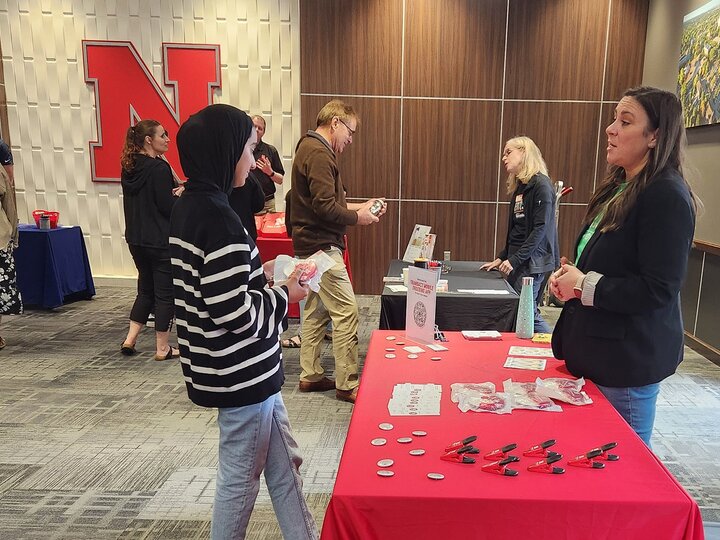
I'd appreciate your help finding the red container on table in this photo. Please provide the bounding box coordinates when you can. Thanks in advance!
[32,210,60,229]
[260,212,287,238]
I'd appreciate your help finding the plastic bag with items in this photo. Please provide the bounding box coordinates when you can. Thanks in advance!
[273,250,336,293]
[535,377,593,406]
[502,379,562,412]
[450,382,512,414]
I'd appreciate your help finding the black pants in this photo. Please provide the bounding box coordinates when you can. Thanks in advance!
[128,244,174,332]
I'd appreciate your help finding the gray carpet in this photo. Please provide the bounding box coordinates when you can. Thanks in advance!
[0,289,717,539]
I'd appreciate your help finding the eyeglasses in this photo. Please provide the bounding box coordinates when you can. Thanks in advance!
[338,118,356,136]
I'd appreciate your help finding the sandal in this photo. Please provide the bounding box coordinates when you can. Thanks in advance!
[281,335,302,348]
[121,342,136,356]
[0,337,5,350]
[154,346,180,361]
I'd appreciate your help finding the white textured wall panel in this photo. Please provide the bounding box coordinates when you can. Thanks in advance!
[1,0,301,277]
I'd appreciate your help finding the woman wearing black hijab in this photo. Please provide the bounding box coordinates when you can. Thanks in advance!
[169,104,316,540]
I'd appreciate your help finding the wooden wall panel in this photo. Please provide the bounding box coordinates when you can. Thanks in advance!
[399,201,497,263]
[298,0,650,294]
[556,204,588,261]
[402,99,502,201]
[695,253,720,351]
[299,0,403,96]
[505,0,609,100]
[300,95,401,200]
[502,101,601,202]
[604,0,649,101]
[595,103,616,189]
[403,0,506,98]
[681,249,703,332]
[495,203,509,260]
[346,203,399,295]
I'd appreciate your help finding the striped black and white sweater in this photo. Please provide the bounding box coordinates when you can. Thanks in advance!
[169,184,289,408]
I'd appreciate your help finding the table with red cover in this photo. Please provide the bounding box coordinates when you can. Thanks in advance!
[321,331,704,540]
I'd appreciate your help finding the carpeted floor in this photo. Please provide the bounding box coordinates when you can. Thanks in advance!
[0,288,718,539]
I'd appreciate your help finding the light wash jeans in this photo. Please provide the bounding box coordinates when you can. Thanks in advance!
[212,392,318,540]
[595,383,660,447]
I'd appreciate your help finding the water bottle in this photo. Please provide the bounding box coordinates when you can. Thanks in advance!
[515,276,535,339]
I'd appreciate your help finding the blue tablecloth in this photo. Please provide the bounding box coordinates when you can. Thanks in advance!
[15,224,96,308]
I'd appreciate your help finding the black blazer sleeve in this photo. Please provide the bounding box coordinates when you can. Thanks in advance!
[589,178,695,315]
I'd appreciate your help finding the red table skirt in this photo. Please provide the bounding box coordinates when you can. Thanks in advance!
[321,331,704,540]
[255,235,352,319]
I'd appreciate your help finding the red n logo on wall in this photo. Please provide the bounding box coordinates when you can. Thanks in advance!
[83,41,221,182]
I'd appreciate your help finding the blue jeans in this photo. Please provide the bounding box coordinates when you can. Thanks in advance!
[509,269,551,333]
[212,393,318,540]
[595,383,660,447]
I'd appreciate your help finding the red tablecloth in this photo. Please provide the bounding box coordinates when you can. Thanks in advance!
[255,235,353,319]
[321,331,704,540]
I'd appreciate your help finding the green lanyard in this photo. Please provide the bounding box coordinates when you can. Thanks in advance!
[575,183,627,261]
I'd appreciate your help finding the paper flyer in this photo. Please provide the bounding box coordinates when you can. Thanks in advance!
[402,224,432,262]
[419,233,436,260]
[405,266,437,344]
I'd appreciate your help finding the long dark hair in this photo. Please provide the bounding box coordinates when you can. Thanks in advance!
[585,87,698,231]
[120,120,161,173]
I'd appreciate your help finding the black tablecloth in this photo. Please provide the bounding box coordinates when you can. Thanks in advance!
[379,260,519,331]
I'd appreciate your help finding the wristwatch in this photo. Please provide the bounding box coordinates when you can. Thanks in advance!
[573,275,586,299]
[269,171,275,178]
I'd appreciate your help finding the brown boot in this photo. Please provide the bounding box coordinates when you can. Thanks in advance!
[336,387,358,404]
[298,377,336,392]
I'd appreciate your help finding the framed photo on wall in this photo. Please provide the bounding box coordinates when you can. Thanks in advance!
[678,0,720,128]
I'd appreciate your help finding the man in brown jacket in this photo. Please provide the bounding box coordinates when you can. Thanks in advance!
[290,100,385,404]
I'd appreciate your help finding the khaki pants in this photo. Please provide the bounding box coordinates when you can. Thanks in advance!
[299,249,359,391]
[263,197,276,214]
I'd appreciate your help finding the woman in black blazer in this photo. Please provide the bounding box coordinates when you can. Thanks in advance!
[550,87,698,446]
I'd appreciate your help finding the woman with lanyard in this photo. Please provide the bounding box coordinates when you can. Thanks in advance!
[550,87,698,446]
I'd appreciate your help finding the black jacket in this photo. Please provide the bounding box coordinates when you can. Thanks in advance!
[551,168,695,387]
[498,173,559,273]
[121,154,176,249]
[229,175,265,240]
